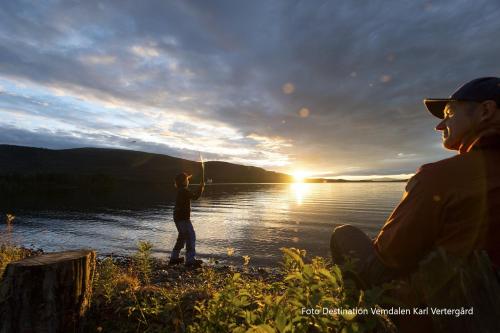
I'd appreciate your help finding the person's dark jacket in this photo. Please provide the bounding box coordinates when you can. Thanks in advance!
[374,130,500,271]
[173,186,203,222]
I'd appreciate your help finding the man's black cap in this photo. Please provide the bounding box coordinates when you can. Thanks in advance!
[424,77,500,119]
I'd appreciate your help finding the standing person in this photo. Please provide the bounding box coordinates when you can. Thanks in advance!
[169,172,205,267]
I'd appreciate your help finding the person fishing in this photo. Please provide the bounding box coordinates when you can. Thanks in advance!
[169,168,205,268]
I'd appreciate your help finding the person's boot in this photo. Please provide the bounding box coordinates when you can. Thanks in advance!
[185,259,203,268]
[168,257,185,266]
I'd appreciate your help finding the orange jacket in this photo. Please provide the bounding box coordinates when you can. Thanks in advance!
[374,132,500,271]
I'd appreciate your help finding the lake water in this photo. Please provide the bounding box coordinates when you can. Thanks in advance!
[1,183,405,266]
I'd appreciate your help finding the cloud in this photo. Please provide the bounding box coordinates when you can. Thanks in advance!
[0,0,499,175]
[80,55,117,65]
[130,45,160,58]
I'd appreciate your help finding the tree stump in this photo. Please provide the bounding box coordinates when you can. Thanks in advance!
[0,250,96,333]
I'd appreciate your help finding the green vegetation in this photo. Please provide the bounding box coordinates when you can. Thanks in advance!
[0,244,25,277]
[1,242,396,332]
[0,214,35,276]
[133,241,154,284]
[88,246,395,332]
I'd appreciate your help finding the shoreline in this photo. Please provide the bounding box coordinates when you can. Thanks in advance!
[96,251,285,285]
[0,244,285,283]
[0,243,402,332]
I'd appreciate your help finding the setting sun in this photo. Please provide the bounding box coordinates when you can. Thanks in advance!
[292,171,307,183]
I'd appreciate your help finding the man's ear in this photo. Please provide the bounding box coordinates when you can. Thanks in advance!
[478,100,497,123]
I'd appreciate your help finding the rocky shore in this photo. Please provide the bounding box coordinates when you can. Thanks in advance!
[97,253,285,285]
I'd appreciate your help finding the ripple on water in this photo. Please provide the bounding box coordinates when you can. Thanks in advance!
[6,183,405,266]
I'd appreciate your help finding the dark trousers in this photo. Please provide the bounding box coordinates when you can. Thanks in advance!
[330,224,397,287]
[331,225,437,332]
[171,219,196,263]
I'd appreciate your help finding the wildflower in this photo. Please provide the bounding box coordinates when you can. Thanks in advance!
[6,214,15,225]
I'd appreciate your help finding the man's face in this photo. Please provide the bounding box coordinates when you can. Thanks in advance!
[435,101,478,150]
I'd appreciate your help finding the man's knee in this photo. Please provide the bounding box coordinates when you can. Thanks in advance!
[331,225,349,263]
[330,224,373,264]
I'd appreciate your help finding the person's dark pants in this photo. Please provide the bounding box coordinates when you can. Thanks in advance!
[330,224,396,287]
[171,219,196,263]
[331,225,435,332]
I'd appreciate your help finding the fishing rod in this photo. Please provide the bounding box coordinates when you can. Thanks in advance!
[199,152,205,185]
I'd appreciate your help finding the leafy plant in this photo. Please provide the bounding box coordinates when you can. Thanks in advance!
[242,255,251,266]
[5,214,15,226]
[133,240,153,284]
[0,244,23,278]
[189,248,394,333]
[85,246,396,333]
[93,257,120,303]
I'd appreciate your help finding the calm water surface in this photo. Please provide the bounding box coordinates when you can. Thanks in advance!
[1,183,405,266]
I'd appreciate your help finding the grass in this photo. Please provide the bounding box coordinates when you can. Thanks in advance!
[87,245,396,332]
[1,242,397,333]
[1,212,35,276]
[133,240,153,285]
[0,244,25,277]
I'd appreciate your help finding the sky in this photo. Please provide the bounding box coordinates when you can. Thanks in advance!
[1,0,499,179]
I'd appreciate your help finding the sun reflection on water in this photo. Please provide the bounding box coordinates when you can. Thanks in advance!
[290,183,311,205]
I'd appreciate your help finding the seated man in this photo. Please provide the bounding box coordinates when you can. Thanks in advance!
[331,77,500,286]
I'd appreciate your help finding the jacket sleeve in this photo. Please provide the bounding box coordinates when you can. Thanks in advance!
[188,185,204,200]
[373,168,444,271]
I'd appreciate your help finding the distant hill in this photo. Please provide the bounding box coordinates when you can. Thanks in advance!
[0,145,292,209]
[0,145,292,184]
